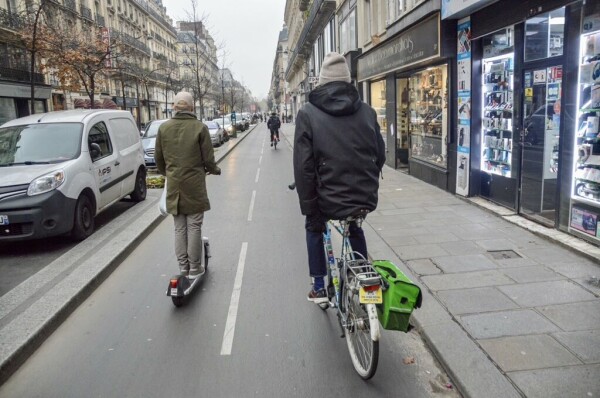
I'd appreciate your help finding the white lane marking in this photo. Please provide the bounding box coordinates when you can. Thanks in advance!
[247,190,256,221]
[220,242,248,356]
[255,168,260,183]
[259,155,262,165]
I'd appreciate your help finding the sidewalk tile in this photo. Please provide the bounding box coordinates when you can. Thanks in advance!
[413,232,460,244]
[538,300,600,331]
[432,253,497,273]
[574,276,600,295]
[552,330,600,363]
[500,266,565,283]
[438,240,486,255]
[545,260,600,279]
[422,270,513,291]
[479,335,581,371]
[509,365,600,398]
[492,257,539,268]
[516,246,585,264]
[498,280,597,307]
[407,259,442,276]
[459,309,560,339]
[437,287,519,314]
[475,238,518,251]
[393,244,449,260]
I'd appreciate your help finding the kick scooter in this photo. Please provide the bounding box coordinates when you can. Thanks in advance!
[166,237,211,307]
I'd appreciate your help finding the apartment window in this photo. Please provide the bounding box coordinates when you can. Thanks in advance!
[323,19,334,54]
[339,6,356,53]
[365,0,372,38]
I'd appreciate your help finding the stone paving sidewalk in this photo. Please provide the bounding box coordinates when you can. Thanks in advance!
[281,124,600,398]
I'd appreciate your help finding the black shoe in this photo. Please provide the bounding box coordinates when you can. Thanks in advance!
[270,142,273,147]
[307,288,328,304]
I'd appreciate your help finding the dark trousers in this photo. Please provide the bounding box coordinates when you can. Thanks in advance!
[305,216,367,278]
[270,129,279,141]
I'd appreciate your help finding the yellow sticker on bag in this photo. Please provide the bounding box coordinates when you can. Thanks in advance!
[359,287,383,304]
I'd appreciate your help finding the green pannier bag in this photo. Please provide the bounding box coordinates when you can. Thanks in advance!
[372,260,422,332]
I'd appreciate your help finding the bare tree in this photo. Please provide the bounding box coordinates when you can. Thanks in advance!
[181,0,222,120]
[40,16,130,109]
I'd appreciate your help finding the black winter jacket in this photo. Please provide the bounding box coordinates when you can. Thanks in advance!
[293,81,385,219]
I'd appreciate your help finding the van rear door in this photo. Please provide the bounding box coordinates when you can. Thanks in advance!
[107,116,142,196]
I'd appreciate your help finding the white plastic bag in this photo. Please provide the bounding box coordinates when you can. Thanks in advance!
[158,179,168,216]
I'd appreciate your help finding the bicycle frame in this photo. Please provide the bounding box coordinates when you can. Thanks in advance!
[323,218,380,329]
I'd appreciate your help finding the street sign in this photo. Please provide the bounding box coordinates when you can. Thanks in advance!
[308,76,319,84]
[231,112,236,122]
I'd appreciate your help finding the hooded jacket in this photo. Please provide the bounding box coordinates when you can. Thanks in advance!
[293,81,385,219]
[154,112,220,215]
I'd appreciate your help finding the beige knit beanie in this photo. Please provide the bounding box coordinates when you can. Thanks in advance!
[318,52,351,86]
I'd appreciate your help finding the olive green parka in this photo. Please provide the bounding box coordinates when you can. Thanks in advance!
[154,112,220,215]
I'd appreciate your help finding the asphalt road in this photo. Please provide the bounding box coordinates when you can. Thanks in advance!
[0,124,460,397]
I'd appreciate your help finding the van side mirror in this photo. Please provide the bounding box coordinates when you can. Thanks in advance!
[90,143,102,159]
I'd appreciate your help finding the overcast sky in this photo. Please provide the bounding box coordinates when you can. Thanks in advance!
[161,0,286,100]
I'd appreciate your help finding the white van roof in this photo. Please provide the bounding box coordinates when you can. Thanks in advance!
[0,110,133,128]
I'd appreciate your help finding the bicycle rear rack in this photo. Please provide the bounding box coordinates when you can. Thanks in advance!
[344,256,382,287]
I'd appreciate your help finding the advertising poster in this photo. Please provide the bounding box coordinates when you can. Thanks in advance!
[456,18,471,196]
[571,207,599,237]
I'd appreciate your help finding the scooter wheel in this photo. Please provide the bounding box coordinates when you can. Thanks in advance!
[172,296,184,307]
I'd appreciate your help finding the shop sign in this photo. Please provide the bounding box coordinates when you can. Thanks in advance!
[113,97,138,107]
[455,18,471,197]
[357,15,439,82]
[442,0,496,20]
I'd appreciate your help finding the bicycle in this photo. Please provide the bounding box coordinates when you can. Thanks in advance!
[320,214,383,379]
[270,130,279,150]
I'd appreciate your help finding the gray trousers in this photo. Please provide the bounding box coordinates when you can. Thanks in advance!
[173,212,204,274]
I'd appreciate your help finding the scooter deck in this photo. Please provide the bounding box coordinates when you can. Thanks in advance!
[166,270,206,297]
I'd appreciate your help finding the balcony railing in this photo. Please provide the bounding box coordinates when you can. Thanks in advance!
[0,64,46,85]
[0,8,23,29]
[113,31,151,55]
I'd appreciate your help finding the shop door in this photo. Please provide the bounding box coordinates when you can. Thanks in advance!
[520,66,562,226]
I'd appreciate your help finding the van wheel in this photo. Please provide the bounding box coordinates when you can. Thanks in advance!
[130,168,147,202]
[71,195,94,241]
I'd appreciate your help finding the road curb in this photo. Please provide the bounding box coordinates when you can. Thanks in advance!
[0,123,259,386]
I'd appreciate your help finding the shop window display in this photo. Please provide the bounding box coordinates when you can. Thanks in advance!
[370,79,387,148]
[481,28,514,178]
[408,65,448,168]
[570,18,600,240]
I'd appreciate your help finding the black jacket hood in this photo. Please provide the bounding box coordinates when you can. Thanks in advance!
[308,81,361,116]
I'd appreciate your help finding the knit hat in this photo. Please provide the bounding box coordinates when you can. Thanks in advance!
[173,91,194,111]
[318,52,351,86]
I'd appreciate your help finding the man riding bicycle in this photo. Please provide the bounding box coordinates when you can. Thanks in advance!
[293,52,385,303]
[267,112,281,147]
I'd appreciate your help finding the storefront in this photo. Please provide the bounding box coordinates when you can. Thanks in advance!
[0,82,50,125]
[357,13,457,191]
[445,0,600,245]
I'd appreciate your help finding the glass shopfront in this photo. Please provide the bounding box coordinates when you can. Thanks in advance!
[408,65,448,168]
[370,79,387,150]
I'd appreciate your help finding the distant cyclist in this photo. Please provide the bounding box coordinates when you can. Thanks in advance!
[267,112,281,147]
[293,52,385,302]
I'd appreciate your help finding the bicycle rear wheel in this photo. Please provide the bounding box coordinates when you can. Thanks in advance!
[343,274,380,379]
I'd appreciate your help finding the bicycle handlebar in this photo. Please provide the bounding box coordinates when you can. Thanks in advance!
[288,182,296,190]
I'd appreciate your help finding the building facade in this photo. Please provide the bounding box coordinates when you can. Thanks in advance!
[279,0,600,248]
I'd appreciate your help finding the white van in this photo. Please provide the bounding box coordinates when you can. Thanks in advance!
[0,110,147,241]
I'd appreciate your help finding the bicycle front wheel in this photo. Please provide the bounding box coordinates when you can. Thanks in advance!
[343,276,380,379]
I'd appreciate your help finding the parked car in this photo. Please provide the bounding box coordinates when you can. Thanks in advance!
[141,119,169,167]
[205,120,224,146]
[214,117,233,137]
[0,109,147,241]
